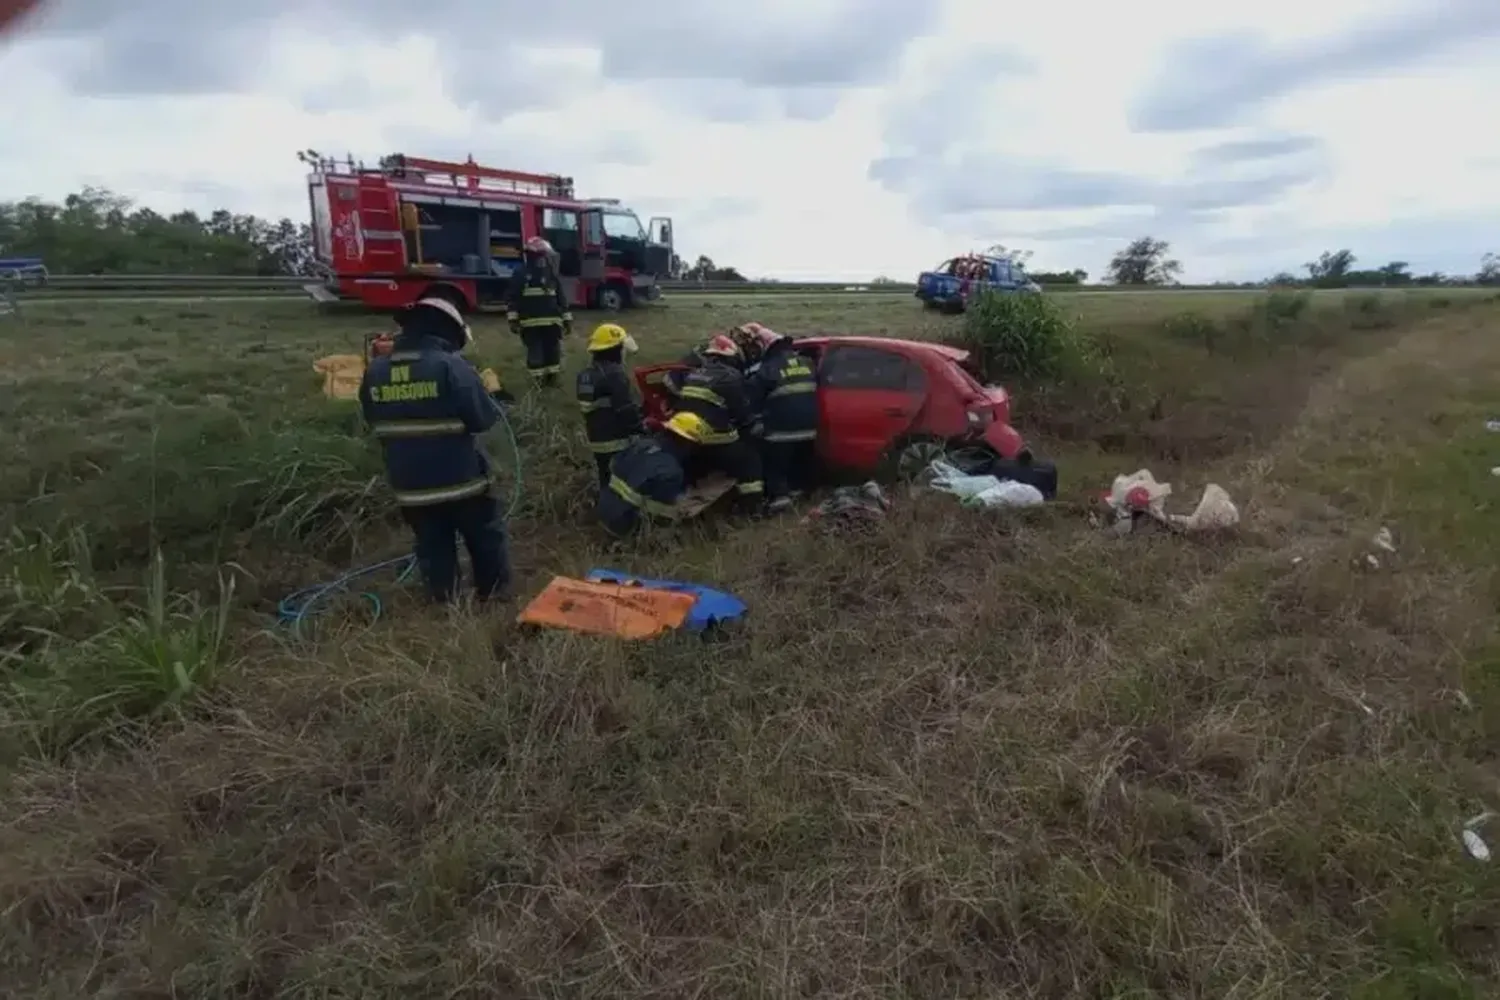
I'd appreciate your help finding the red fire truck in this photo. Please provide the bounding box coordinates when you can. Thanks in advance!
[300,151,675,313]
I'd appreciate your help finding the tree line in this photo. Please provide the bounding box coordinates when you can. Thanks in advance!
[3,190,1496,289]
[1102,237,1500,288]
[0,187,747,282]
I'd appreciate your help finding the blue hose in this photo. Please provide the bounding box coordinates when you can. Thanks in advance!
[277,400,523,636]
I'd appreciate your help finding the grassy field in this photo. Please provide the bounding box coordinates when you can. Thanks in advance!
[1,286,1499,998]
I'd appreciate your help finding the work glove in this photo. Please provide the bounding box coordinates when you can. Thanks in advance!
[749,421,765,439]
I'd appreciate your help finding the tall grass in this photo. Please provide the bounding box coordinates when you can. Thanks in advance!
[0,530,237,760]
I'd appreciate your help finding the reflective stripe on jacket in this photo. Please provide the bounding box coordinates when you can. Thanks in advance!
[751,347,820,444]
[576,358,644,454]
[504,261,572,328]
[674,360,753,445]
[359,336,498,507]
[597,436,686,526]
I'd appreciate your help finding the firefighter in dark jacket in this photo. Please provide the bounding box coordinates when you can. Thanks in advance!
[576,322,644,488]
[359,297,511,603]
[747,328,819,512]
[505,236,572,387]
[672,335,765,510]
[597,412,710,537]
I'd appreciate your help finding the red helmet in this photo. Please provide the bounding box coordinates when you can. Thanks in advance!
[703,334,742,360]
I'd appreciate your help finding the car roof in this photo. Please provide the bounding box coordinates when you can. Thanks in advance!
[797,335,969,362]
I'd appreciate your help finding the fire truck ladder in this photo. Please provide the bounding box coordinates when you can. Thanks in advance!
[376,154,576,200]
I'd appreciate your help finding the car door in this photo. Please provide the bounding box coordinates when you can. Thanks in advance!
[816,345,928,470]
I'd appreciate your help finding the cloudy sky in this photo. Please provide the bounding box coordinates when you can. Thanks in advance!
[1,0,1497,282]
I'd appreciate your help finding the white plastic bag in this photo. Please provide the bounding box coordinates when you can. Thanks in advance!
[926,459,1001,499]
[1171,483,1240,532]
[966,480,1045,508]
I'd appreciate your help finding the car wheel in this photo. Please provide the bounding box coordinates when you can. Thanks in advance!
[889,436,950,481]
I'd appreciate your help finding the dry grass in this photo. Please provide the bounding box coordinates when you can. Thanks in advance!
[1,287,1498,998]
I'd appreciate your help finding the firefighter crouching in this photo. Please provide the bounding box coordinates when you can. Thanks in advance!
[506,236,572,387]
[359,297,511,603]
[672,335,765,511]
[577,323,645,488]
[598,412,709,537]
[748,329,819,512]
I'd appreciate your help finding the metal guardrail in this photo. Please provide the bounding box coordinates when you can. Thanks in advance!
[13,274,1492,297]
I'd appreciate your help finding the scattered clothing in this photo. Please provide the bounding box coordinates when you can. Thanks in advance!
[1101,469,1240,535]
[803,482,891,533]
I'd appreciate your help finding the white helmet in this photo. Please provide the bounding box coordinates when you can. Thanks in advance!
[410,297,473,349]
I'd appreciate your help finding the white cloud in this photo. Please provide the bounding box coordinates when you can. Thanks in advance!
[0,0,1497,282]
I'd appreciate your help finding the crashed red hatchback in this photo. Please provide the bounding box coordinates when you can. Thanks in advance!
[635,335,1033,477]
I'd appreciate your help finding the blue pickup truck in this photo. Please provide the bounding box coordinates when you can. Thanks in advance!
[915,254,1040,313]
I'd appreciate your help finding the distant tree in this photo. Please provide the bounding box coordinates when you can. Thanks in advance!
[1028,269,1087,285]
[1106,237,1181,285]
[1375,260,1412,285]
[680,254,746,282]
[982,243,1034,266]
[1479,252,1500,285]
[1266,271,1300,286]
[870,275,900,284]
[0,187,316,276]
[0,187,751,283]
[1305,249,1356,285]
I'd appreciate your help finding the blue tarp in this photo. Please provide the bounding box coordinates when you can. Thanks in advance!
[584,568,747,632]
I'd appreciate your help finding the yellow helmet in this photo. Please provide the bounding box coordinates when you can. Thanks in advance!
[587,322,637,353]
[663,411,710,444]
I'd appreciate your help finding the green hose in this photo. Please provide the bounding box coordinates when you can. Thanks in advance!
[278,398,523,633]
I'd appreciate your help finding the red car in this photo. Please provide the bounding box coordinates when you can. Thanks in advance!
[635,336,1032,478]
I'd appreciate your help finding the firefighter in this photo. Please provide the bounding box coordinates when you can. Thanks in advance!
[748,329,819,511]
[597,411,710,537]
[577,322,645,488]
[672,334,764,511]
[360,297,511,603]
[505,236,572,387]
[667,324,766,393]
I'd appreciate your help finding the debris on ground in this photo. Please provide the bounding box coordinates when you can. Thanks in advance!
[1100,469,1240,536]
[1463,812,1493,861]
[927,459,1046,508]
[1486,419,1500,432]
[517,576,698,639]
[585,569,747,632]
[1365,525,1397,569]
[802,482,890,532]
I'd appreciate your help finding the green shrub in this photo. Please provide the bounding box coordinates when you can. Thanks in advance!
[1,546,235,759]
[1253,290,1312,329]
[954,291,1088,381]
[1343,293,1395,329]
[1161,311,1222,352]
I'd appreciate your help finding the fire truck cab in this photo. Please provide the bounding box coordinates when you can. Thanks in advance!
[301,151,674,313]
